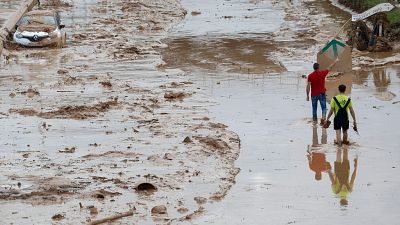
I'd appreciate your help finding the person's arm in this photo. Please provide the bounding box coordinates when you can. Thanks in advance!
[326,58,340,71]
[328,168,335,184]
[326,107,334,122]
[349,158,358,191]
[349,106,356,124]
[306,81,311,101]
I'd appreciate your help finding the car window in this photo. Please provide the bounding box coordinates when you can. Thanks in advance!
[43,16,56,25]
[19,15,56,26]
[19,16,30,25]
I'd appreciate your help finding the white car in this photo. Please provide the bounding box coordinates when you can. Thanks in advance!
[13,10,66,48]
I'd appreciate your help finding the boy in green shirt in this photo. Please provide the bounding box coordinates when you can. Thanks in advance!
[325,84,357,145]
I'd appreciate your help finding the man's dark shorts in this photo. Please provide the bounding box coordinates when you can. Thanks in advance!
[334,120,349,130]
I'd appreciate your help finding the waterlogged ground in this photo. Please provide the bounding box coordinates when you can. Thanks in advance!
[161,0,400,224]
[0,0,240,224]
[1,0,400,224]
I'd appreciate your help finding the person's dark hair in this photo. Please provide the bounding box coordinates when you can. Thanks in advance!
[313,63,319,70]
[315,172,322,181]
[338,84,346,93]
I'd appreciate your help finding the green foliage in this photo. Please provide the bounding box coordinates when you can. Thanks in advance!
[354,0,400,26]
[387,9,400,26]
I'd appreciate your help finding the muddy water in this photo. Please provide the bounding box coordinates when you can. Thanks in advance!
[161,0,400,224]
[162,0,286,74]
[0,0,25,26]
[0,0,243,224]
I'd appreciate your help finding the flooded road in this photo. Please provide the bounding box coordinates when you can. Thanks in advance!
[161,0,400,224]
[1,0,241,224]
[0,0,399,224]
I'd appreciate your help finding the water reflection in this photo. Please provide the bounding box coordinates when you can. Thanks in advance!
[354,68,397,101]
[328,145,358,206]
[161,37,285,74]
[354,68,392,91]
[325,72,352,102]
[307,123,359,206]
[372,69,391,92]
[307,122,329,181]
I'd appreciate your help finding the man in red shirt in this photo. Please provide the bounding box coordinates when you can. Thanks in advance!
[306,59,338,123]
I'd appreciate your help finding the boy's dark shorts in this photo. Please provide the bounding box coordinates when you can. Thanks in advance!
[334,120,349,130]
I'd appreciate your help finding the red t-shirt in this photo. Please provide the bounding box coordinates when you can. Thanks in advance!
[309,152,328,173]
[307,69,329,97]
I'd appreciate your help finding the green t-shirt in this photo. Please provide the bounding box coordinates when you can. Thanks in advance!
[330,94,352,115]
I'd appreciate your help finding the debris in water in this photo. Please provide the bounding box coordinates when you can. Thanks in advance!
[191,11,201,16]
[51,214,65,221]
[59,147,76,153]
[99,81,112,88]
[151,205,167,215]
[183,136,193,143]
[164,91,187,100]
[88,206,98,215]
[136,182,157,193]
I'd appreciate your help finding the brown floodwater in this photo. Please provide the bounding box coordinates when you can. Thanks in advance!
[161,0,400,224]
[0,0,242,224]
[1,0,399,224]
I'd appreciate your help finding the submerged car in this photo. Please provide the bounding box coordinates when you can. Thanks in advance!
[13,10,66,48]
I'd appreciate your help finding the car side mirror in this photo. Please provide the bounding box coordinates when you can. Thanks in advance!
[59,24,65,29]
[15,24,18,30]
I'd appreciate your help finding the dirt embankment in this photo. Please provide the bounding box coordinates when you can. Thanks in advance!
[0,0,241,224]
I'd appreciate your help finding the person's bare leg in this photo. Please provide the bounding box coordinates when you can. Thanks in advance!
[336,146,342,163]
[343,145,348,161]
[336,129,342,145]
[321,127,327,144]
[343,129,348,144]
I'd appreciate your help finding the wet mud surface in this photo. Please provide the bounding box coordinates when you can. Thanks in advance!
[1,0,400,224]
[0,0,240,224]
[161,0,400,224]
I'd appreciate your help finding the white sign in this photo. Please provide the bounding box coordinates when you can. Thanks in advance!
[351,3,394,21]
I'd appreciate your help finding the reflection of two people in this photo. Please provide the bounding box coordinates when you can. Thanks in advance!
[307,123,358,206]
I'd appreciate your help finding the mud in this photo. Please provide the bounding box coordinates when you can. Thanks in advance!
[160,0,400,224]
[10,98,118,119]
[0,0,241,224]
[1,0,400,224]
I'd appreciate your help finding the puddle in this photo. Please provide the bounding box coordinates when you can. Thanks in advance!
[162,37,285,74]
